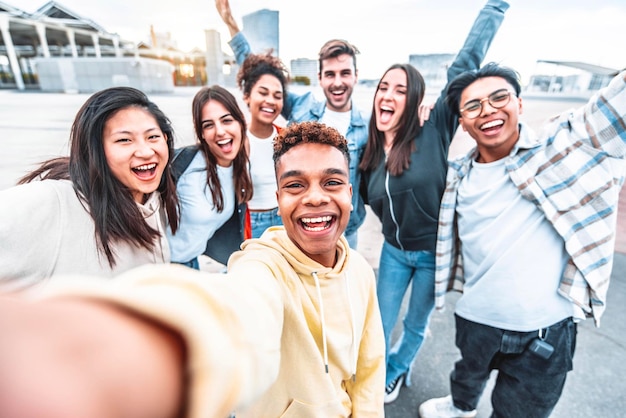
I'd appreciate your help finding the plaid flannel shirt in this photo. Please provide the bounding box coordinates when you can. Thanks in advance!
[435,71,626,326]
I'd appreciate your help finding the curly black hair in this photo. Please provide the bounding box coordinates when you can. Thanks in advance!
[272,121,350,168]
[237,51,290,97]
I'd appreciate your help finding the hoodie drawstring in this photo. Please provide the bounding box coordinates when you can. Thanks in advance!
[312,271,329,373]
[312,270,358,382]
[345,269,357,382]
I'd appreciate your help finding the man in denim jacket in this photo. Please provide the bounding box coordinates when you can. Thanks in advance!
[419,63,626,417]
[215,0,368,248]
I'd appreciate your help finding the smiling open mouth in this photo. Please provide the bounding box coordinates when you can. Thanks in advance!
[301,215,334,232]
[217,138,235,154]
[379,106,394,124]
[480,119,504,132]
[132,163,157,178]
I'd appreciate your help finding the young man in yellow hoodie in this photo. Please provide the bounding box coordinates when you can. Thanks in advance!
[0,122,385,418]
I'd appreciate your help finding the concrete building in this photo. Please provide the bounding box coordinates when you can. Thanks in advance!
[0,1,124,90]
[524,60,620,99]
[290,57,317,86]
[209,7,280,88]
[409,53,455,93]
[0,1,206,92]
[204,29,226,87]
[0,1,284,92]
[406,54,620,100]
[242,9,279,56]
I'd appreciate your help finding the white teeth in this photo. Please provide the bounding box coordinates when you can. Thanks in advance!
[381,106,393,112]
[261,107,275,113]
[481,120,504,130]
[217,139,232,145]
[301,216,332,224]
[135,163,156,171]
[304,225,327,232]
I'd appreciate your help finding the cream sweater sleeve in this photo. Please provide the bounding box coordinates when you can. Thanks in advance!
[38,263,284,418]
[0,181,63,288]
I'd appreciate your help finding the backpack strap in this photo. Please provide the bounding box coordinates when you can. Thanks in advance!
[171,145,199,184]
[204,201,247,265]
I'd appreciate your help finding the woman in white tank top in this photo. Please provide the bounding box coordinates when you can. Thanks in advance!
[236,52,290,238]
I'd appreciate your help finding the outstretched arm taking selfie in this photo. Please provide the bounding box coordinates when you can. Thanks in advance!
[0,264,284,418]
[0,297,185,418]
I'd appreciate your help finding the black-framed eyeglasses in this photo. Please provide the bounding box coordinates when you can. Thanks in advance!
[459,89,515,119]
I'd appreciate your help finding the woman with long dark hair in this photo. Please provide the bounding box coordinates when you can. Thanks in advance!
[166,85,252,269]
[0,86,179,290]
[359,0,509,404]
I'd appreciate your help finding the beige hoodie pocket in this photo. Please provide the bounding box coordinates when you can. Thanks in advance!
[279,398,345,418]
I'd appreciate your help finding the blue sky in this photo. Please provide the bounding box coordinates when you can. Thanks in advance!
[17,0,626,82]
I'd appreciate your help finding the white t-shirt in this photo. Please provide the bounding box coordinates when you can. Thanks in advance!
[167,152,234,263]
[455,158,574,331]
[319,108,351,137]
[248,127,279,210]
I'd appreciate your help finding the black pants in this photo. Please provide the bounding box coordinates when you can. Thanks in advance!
[450,315,577,418]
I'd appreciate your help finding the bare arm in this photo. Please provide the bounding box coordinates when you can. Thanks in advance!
[215,0,240,37]
[0,297,186,418]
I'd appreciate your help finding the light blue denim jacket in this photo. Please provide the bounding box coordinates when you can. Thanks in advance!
[229,33,368,237]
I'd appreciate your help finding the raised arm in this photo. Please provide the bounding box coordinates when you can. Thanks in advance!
[215,0,250,66]
[577,70,626,156]
[215,0,240,37]
[424,0,509,141]
[447,0,509,83]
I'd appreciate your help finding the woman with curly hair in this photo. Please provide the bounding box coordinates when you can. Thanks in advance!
[237,51,290,238]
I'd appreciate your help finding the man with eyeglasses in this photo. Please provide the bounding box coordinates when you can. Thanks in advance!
[419,62,626,418]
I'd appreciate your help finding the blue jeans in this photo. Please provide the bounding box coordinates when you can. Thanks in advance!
[345,230,358,249]
[451,315,577,417]
[377,241,435,386]
[173,257,199,270]
[250,208,283,238]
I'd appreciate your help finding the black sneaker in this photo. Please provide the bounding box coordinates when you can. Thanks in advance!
[384,373,405,404]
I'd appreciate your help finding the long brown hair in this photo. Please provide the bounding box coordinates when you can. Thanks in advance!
[359,63,426,176]
[191,85,253,210]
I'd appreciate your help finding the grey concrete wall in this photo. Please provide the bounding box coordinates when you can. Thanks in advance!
[34,57,175,94]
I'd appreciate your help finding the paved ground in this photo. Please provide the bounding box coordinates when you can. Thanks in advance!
[1,87,625,417]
